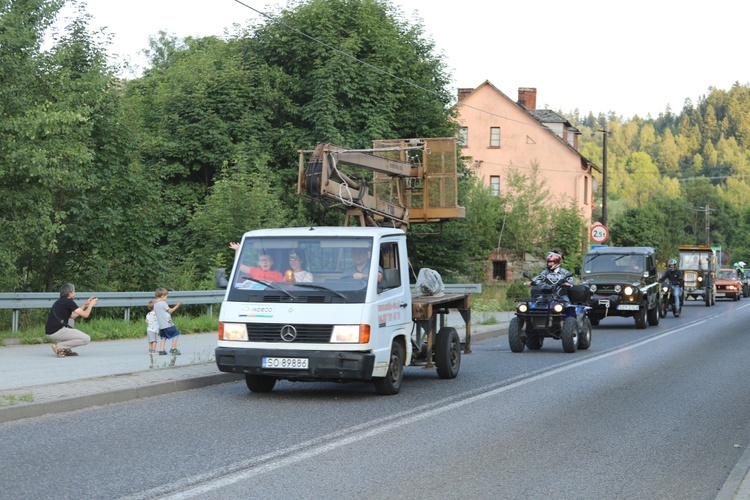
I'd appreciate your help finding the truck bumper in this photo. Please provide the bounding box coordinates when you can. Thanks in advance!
[215,347,375,382]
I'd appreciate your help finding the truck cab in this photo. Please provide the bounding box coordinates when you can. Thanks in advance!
[216,226,442,395]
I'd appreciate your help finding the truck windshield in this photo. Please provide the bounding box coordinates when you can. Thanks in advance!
[227,236,375,303]
[583,253,644,274]
[679,251,711,271]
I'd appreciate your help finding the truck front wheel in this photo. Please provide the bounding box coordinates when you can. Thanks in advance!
[435,327,461,379]
[245,374,277,393]
[374,340,404,395]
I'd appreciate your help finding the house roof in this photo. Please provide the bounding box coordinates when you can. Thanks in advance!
[457,81,602,174]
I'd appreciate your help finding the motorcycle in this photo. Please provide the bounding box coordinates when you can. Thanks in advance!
[508,272,592,353]
[659,280,682,318]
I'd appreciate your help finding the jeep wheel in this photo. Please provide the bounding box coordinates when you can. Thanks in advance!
[634,301,647,329]
[647,300,660,326]
[245,374,277,393]
[508,317,525,353]
[525,336,544,350]
[373,340,404,395]
[561,317,578,353]
[578,318,592,350]
[435,327,461,379]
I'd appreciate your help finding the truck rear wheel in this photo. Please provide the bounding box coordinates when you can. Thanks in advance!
[435,327,461,379]
[374,340,404,395]
[245,374,277,393]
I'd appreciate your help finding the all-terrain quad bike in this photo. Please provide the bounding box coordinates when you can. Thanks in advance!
[659,281,683,318]
[508,276,592,353]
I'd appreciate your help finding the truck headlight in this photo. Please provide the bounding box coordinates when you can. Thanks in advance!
[220,322,248,341]
[331,325,370,343]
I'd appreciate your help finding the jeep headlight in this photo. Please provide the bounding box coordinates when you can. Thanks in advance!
[614,285,622,293]
[589,284,597,293]
[220,322,248,341]
[517,304,528,313]
[623,286,634,296]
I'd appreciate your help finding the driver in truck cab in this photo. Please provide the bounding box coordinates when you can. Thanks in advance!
[343,247,383,282]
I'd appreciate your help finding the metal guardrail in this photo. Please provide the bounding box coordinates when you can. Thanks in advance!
[1,284,481,332]
[0,290,226,332]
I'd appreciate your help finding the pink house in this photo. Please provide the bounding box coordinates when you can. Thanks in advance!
[455,82,600,223]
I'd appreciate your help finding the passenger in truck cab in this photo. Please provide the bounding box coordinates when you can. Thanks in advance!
[344,247,383,282]
[229,242,283,282]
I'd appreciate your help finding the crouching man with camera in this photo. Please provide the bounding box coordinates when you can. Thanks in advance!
[45,283,98,358]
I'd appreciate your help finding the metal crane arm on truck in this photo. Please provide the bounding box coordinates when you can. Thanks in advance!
[297,138,465,228]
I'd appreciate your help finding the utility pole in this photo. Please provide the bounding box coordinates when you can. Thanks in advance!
[705,204,710,245]
[599,128,608,227]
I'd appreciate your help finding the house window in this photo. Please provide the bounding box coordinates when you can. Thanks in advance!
[490,127,501,148]
[492,260,507,280]
[458,127,468,146]
[490,176,500,196]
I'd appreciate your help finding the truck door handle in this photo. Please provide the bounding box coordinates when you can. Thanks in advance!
[400,302,408,308]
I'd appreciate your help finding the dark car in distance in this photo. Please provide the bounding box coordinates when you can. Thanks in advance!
[579,246,661,329]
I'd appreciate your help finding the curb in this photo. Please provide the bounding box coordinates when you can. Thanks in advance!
[0,372,242,424]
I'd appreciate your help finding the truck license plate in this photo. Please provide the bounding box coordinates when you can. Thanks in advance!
[262,357,308,369]
[617,304,640,311]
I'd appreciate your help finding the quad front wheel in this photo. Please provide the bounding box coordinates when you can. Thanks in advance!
[508,317,525,353]
[578,318,592,350]
[561,317,578,353]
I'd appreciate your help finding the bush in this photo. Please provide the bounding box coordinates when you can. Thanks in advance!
[506,282,530,300]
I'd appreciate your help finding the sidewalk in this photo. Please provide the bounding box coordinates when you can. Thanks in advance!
[0,311,514,424]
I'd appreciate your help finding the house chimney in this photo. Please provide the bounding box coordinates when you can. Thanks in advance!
[517,87,537,110]
[457,88,473,102]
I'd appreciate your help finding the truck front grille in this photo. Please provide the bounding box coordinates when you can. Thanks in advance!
[247,323,333,343]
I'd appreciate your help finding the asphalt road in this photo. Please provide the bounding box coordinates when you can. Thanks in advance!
[2,299,750,499]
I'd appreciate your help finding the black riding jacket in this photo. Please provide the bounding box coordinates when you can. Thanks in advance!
[660,268,683,287]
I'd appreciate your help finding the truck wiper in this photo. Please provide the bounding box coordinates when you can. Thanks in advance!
[240,276,295,299]
[293,283,349,302]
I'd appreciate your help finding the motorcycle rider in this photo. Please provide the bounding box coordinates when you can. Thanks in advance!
[734,261,746,280]
[526,252,575,299]
[660,259,683,316]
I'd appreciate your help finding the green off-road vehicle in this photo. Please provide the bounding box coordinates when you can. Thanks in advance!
[579,246,661,329]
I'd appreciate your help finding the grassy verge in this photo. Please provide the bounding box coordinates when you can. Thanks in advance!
[0,315,219,345]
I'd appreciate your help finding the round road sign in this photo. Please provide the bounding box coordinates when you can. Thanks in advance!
[590,223,608,243]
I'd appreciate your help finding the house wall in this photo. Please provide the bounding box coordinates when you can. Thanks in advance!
[457,83,594,222]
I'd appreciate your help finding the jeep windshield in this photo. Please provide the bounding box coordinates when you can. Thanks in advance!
[226,235,375,304]
[583,253,644,275]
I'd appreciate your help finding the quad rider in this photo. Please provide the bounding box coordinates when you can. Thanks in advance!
[660,259,684,317]
[526,252,575,300]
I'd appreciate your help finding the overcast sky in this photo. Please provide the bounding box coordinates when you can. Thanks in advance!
[71,0,749,119]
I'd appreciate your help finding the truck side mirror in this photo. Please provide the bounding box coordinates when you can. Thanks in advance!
[215,268,228,289]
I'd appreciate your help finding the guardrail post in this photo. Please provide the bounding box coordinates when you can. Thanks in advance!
[12,310,19,332]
